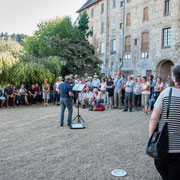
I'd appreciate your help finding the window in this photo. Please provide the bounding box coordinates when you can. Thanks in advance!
[101,22,104,33]
[124,54,131,60]
[134,39,137,46]
[99,42,104,54]
[113,0,117,8]
[120,1,124,7]
[91,9,94,17]
[143,7,149,21]
[111,39,116,52]
[165,0,170,15]
[125,36,131,52]
[163,28,171,47]
[112,18,116,30]
[141,52,149,59]
[111,62,114,72]
[141,32,149,49]
[120,23,123,29]
[101,4,104,14]
[126,13,131,26]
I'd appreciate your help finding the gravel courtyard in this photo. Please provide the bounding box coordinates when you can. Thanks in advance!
[0,105,161,180]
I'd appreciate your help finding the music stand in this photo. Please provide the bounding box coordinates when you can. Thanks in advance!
[72,84,86,124]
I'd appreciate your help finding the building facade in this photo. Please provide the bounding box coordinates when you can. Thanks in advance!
[77,0,180,81]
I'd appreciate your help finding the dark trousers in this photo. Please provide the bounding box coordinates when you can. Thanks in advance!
[125,92,132,111]
[53,91,60,103]
[29,95,38,104]
[134,94,141,108]
[154,154,180,180]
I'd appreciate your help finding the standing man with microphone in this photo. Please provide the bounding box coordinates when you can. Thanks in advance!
[59,76,73,127]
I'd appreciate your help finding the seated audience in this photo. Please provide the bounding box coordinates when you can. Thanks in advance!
[89,88,104,111]
[35,83,42,103]
[81,87,92,108]
[0,85,5,108]
[12,85,21,106]
[42,79,50,106]
[4,84,15,107]
[19,84,29,105]
[87,77,93,91]
[28,84,38,104]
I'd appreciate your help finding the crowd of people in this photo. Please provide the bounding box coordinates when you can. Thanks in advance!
[0,72,175,114]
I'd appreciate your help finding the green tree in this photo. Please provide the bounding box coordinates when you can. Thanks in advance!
[78,11,93,38]
[23,16,101,75]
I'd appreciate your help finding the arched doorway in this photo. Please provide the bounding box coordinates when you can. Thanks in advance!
[156,60,174,82]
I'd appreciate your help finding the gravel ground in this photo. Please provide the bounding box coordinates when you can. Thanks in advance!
[0,105,161,180]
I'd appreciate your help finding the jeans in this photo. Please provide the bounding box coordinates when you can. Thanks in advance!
[125,92,132,111]
[114,89,122,108]
[149,98,155,110]
[154,154,180,180]
[90,99,104,107]
[60,98,73,125]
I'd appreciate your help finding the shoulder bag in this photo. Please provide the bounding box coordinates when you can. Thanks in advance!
[146,88,173,159]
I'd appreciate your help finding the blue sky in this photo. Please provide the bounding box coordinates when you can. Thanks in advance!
[0,0,85,35]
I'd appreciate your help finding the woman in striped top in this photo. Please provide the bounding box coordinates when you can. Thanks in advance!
[149,65,180,180]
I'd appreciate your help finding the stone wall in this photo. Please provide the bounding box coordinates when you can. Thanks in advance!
[78,0,180,79]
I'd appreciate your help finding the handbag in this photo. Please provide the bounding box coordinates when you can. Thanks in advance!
[146,88,173,159]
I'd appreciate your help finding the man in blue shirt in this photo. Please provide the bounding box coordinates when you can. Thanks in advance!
[59,76,73,126]
[114,72,124,109]
[123,76,135,112]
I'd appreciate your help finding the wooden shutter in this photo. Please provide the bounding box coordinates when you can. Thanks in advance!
[142,32,149,49]
[125,36,131,51]
[144,7,148,20]
[127,13,131,25]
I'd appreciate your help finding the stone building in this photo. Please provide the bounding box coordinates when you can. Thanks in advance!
[77,0,180,81]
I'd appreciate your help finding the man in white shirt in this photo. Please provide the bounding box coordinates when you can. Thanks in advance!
[92,75,101,90]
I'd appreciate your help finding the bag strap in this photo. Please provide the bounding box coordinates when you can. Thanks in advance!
[166,88,173,119]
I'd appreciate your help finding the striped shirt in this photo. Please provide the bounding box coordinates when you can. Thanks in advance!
[154,87,180,153]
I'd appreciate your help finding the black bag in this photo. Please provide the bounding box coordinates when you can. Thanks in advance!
[146,88,173,159]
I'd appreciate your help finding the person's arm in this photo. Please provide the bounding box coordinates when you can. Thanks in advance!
[98,93,101,100]
[149,108,161,137]
[69,86,73,97]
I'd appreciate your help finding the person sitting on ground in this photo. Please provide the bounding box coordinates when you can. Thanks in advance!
[19,84,29,105]
[12,85,21,106]
[76,89,85,107]
[92,75,101,90]
[28,84,38,104]
[106,77,114,108]
[154,77,163,100]
[35,83,42,103]
[4,84,15,107]
[141,76,150,116]
[0,85,5,108]
[123,76,135,112]
[81,87,92,109]
[89,88,104,111]
[42,79,50,106]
